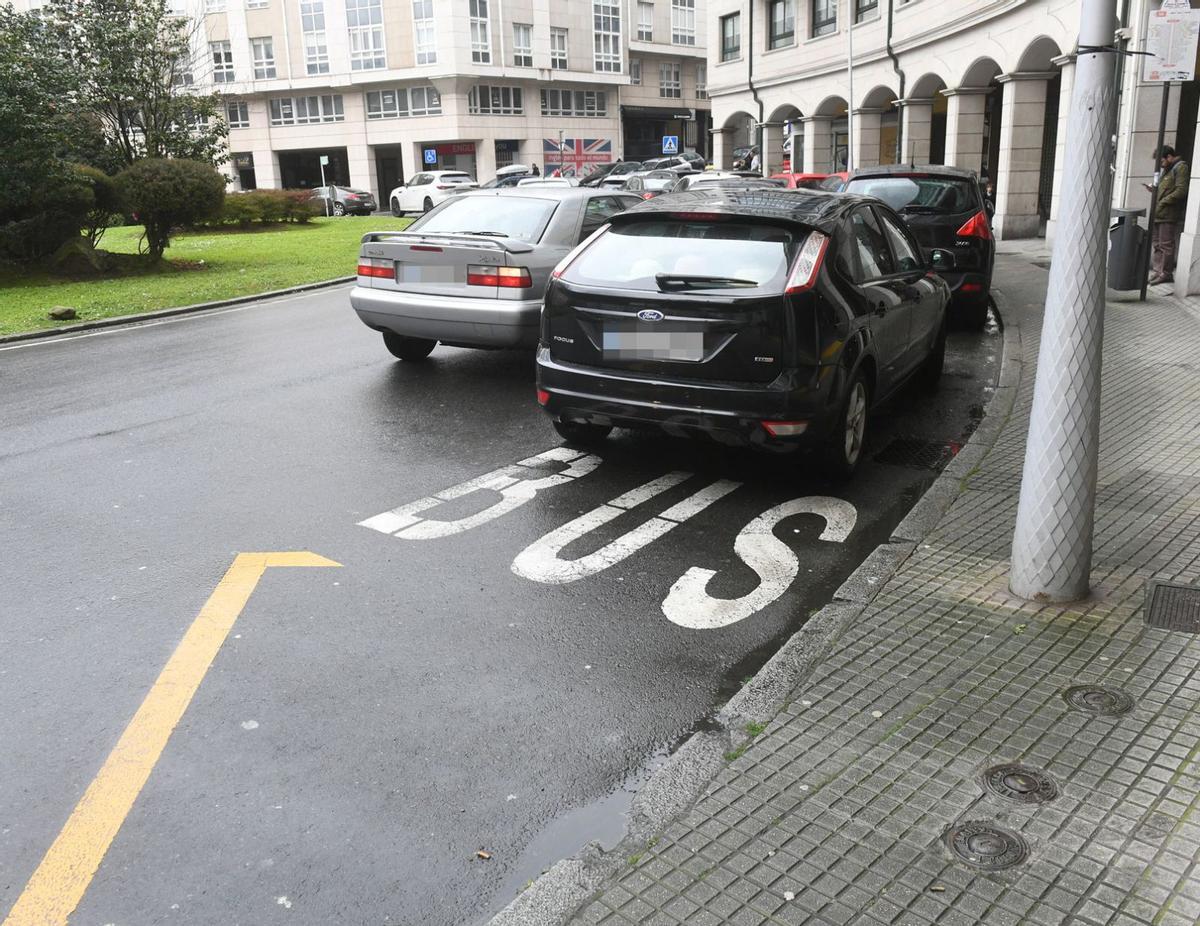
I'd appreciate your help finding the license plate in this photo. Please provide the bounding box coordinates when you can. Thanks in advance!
[396,264,455,284]
[602,328,704,361]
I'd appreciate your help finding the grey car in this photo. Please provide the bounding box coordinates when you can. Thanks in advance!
[351,188,641,360]
[308,184,377,216]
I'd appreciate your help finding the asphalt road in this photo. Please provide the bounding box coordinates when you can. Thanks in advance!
[0,284,998,925]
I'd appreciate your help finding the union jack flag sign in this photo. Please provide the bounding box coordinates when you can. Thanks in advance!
[542,138,613,177]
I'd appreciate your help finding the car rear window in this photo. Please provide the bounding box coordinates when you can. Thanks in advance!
[566,220,802,292]
[844,176,977,214]
[795,179,825,190]
[440,173,473,182]
[408,196,557,242]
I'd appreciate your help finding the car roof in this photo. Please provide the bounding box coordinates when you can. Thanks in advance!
[849,164,980,180]
[449,187,623,202]
[612,188,877,232]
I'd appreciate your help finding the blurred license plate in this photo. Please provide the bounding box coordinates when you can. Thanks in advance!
[396,264,455,283]
[602,328,704,361]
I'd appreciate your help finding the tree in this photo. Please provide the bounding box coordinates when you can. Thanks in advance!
[74,165,126,248]
[116,158,225,259]
[46,0,228,167]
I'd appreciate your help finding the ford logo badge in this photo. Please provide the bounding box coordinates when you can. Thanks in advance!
[637,309,665,322]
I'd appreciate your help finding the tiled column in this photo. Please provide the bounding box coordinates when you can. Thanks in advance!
[1046,55,1076,247]
[761,122,778,175]
[253,150,280,189]
[348,142,375,194]
[852,108,884,169]
[801,116,833,172]
[897,99,933,165]
[992,71,1054,240]
[712,131,729,169]
[941,87,990,175]
[1175,106,1200,296]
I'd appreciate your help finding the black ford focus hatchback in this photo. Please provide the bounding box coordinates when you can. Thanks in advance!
[535,189,953,477]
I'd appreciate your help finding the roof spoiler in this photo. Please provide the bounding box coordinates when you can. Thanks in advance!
[359,230,535,253]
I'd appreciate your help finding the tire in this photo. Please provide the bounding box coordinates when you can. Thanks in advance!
[959,295,989,331]
[553,419,612,447]
[422,197,434,213]
[917,319,948,392]
[332,202,346,216]
[382,332,437,361]
[822,370,870,480]
[391,198,404,217]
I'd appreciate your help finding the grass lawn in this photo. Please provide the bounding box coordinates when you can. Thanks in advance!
[0,216,412,336]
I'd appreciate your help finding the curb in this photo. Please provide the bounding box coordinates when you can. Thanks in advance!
[0,276,355,346]
[488,294,1026,926]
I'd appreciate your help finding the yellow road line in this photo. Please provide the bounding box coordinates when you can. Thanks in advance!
[2,552,340,926]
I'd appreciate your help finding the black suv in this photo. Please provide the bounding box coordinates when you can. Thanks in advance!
[844,165,994,329]
[536,189,953,476]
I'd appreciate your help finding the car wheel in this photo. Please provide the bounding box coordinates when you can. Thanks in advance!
[332,202,346,216]
[959,295,989,330]
[553,419,612,447]
[822,370,870,480]
[917,319,948,392]
[382,332,437,361]
[391,198,403,217]
[423,197,434,213]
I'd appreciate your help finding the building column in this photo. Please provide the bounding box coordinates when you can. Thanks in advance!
[347,142,375,194]
[712,131,729,169]
[941,87,990,175]
[992,71,1054,240]
[254,149,280,189]
[761,122,779,175]
[852,108,884,169]
[1175,103,1200,296]
[801,116,833,172]
[476,139,498,182]
[896,99,933,165]
[1046,54,1076,247]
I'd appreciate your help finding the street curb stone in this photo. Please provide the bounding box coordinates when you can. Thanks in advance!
[488,295,1025,926]
[0,276,355,346]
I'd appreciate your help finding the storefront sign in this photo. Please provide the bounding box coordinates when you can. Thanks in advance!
[434,142,477,156]
[542,138,613,176]
[1145,1,1200,82]
[233,153,254,170]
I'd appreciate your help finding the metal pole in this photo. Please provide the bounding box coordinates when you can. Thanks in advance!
[847,2,855,172]
[1009,0,1119,602]
[320,160,329,217]
[1139,82,1171,301]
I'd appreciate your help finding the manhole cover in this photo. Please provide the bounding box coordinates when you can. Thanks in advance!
[1145,580,1200,633]
[873,438,961,471]
[945,821,1029,870]
[982,764,1058,804]
[1063,685,1135,716]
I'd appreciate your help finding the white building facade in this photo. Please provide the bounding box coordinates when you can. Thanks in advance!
[708,0,1200,295]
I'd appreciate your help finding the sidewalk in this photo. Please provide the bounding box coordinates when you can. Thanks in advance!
[494,250,1200,926]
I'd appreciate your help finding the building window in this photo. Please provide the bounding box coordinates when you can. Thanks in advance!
[210,40,234,82]
[268,94,344,125]
[205,0,225,11]
[630,56,641,84]
[513,23,532,66]
[636,1,652,41]
[813,0,836,36]
[174,52,194,86]
[670,0,694,45]
[593,0,620,72]
[226,101,250,127]
[347,0,385,70]
[412,0,436,64]
[470,0,490,63]
[696,62,706,98]
[659,61,680,98]
[719,12,739,61]
[768,0,794,48]
[365,85,441,118]
[550,27,568,69]
[855,0,878,21]
[469,84,524,115]
[410,85,441,114]
[245,0,267,8]
[540,88,608,117]
[250,37,276,78]
[300,0,329,74]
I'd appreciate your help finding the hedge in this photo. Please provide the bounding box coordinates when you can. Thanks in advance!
[197,189,321,228]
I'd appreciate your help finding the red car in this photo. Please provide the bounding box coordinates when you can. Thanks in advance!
[771,171,850,191]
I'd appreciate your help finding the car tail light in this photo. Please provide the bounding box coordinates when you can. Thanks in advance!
[435,184,457,190]
[784,231,829,294]
[468,265,533,287]
[641,192,655,200]
[536,389,550,406]
[761,420,809,437]
[668,212,727,221]
[960,282,983,293]
[356,257,393,278]
[956,211,992,240]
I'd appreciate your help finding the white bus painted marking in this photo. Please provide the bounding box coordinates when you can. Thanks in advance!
[662,496,858,630]
[358,447,602,540]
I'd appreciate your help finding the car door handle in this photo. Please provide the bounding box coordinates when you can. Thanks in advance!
[874,301,888,317]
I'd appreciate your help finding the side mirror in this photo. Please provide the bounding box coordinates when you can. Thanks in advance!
[930,249,956,272]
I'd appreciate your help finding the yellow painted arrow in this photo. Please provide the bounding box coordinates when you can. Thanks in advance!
[2,552,341,926]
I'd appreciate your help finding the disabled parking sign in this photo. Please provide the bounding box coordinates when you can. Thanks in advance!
[661,135,679,155]
[423,148,438,165]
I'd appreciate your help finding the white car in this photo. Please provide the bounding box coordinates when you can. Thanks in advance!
[390,171,478,215]
[515,177,578,188]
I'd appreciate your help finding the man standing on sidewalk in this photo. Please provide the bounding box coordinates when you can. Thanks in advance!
[1147,146,1190,285]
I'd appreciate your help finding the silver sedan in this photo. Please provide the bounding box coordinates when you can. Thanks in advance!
[350,188,642,360]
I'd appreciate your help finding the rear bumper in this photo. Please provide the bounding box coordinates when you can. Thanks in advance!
[350,286,541,348]
[536,348,838,447]
[943,270,990,303]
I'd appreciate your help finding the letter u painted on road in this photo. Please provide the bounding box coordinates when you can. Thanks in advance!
[662,497,857,630]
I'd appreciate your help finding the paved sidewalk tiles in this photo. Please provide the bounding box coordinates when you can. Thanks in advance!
[566,255,1200,925]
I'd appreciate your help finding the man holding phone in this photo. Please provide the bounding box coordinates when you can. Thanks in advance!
[1145,146,1190,285]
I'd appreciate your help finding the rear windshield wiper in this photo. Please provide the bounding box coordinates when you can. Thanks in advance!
[898,205,945,215]
[452,230,510,237]
[656,273,758,291]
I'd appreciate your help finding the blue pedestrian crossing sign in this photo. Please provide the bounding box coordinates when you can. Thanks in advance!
[661,135,679,155]
[423,148,438,165]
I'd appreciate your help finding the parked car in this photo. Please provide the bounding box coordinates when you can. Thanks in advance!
[480,173,529,190]
[579,161,643,187]
[818,172,850,192]
[351,188,642,360]
[731,146,759,170]
[665,173,786,193]
[535,188,954,477]
[844,164,994,328]
[308,185,377,216]
[640,156,699,174]
[621,170,683,199]
[772,172,833,190]
[481,165,534,189]
[389,170,478,215]
[516,177,578,187]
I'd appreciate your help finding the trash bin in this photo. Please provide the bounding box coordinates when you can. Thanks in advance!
[1108,207,1146,291]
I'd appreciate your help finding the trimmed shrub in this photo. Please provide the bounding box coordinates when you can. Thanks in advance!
[282,189,321,223]
[74,165,125,248]
[117,158,225,259]
[0,181,93,263]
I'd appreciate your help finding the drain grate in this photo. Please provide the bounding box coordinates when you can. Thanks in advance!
[873,438,961,471]
[1145,580,1200,633]
[1063,685,1135,716]
[982,764,1058,804]
[945,821,1029,871]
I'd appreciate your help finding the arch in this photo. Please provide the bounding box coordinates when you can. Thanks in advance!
[859,84,898,111]
[959,56,1002,89]
[720,111,756,169]
[814,95,848,118]
[768,104,804,173]
[1017,35,1063,72]
[908,72,947,101]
